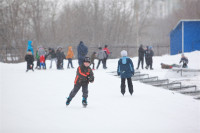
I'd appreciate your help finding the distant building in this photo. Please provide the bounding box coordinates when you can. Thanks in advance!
[170,20,200,55]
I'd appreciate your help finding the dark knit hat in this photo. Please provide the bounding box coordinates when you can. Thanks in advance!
[84,57,91,63]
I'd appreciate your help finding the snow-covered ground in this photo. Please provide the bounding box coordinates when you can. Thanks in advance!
[0,51,200,133]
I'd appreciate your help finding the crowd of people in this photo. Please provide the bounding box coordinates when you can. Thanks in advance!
[25,41,188,72]
[25,41,111,72]
[136,44,154,70]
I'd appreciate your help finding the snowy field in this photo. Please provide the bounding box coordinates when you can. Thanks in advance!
[0,51,200,133]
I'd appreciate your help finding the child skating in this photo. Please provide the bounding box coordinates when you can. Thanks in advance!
[66,57,94,107]
[117,50,134,95]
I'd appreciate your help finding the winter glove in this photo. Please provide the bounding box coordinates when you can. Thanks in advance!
[117,72,120,76]
[131,71,134,75]
[87,75,94,82]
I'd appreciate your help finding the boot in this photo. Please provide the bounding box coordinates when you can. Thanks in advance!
[66,97,72,106]
[129,86,134,95]
[82,97,87,107]
[121,85,126,96]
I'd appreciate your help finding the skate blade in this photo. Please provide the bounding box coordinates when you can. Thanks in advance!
[83,105,87,108]
[82,104,87,108]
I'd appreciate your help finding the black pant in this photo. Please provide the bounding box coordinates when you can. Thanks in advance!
[145,57,148,67]
[27,62,34,70]
[104,58,107,68]
[137,57,144,69]
[36,59,40,68]
[121,78,133,95]
[67,58,74,68]
[91,63,95,69]
[57,59,62,69]
[147,57,153,69]
[68,83,88,99]
[96,59,106,69]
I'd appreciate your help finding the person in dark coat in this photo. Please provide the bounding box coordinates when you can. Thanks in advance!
[161,63,173,69]
[160,63,181,69]
[56,47,65,70]
[47,48,57,69]
[66,57,94,107]
[117,50,134,95]
[136,44,145,69]
[145,46,154,70]
[90,52,97,70]
[35,48,40,69]
[25,50,34,72]
[77,41,88,66]
[61,50,66,69]
[144,46,149,68]
[179,54,188,68]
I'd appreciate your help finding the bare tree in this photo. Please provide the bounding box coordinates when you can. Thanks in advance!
[1,0,200,62]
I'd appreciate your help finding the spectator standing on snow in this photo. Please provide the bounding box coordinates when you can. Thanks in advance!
[77,41,88,66]
[38,47,46,69]
[35,48,40,69]
[66,46,74,69]
[56,47,65,70]
[66,57,94,107]
[145,46,154,70]
[25,50,34,72]
[179,54,188,68]
[117,50,134,95]
[144,46,149,68]
[61,49,66,69]
[103,45,111,68]
[136,44,145,69]
[47,48,57,69]
[90,52,97,70]
[96,47,107,69]
[40,55,46,69]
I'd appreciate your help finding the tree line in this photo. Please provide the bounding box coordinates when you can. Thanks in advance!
[0,0,200,62]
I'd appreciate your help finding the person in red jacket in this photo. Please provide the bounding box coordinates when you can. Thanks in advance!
[40,55,45,69]
[66,57,94,107]
[103,45,111,69]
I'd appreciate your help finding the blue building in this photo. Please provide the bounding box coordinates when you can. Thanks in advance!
[170,20,200,55]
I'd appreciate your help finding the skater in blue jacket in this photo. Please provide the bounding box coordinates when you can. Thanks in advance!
[117,50,134,95]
